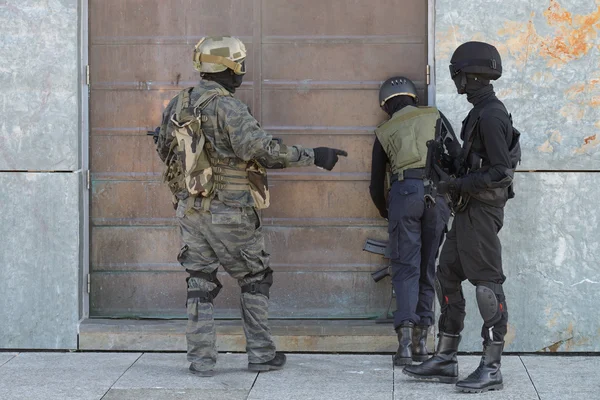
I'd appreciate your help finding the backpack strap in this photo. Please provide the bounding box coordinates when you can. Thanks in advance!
[461,99,507,163]
[174,87,194,119]
[192,87,231,111]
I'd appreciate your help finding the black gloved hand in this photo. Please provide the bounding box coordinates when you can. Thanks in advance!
[444,137,462,159]
[434,165,461,195]
[313,147,348,171]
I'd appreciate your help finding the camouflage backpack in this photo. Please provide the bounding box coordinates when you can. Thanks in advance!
[158,86,228,208]
[155,86,271,210]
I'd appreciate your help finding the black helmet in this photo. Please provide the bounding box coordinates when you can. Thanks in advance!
[449,41,502,80]
[379,76,418,107]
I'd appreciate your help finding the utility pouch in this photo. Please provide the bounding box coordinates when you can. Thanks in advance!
[247,161,270,210]
[390,128,422,170]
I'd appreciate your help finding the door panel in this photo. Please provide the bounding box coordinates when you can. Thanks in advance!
[89,0,428,318]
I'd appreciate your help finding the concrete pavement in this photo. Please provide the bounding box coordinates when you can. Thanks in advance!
[0,352,598,399]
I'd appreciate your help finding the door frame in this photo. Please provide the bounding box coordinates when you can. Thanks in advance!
[80,0,90,323]
[428,0,437,106]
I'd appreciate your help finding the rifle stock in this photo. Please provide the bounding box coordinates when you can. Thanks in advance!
[371,266,391,282]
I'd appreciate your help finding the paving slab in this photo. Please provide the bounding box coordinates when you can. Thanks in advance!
[521,356,600,400]
[0,352,141,400]
[247,354,392,400]
[113,353,257,396]
[394,356,539,399]
[102,388,249,400]
[0,353,18,367]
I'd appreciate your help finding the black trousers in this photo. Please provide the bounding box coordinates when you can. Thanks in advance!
[388,179,450,329]
[436,199,509,342]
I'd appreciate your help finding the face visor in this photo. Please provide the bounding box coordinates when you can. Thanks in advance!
[449,58,499,79]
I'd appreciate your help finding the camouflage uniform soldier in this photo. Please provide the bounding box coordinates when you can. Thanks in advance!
[154,36,347,376]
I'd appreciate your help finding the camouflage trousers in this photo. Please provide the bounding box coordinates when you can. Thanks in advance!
[177,199,276,371]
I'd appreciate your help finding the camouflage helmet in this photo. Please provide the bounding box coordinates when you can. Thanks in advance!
[193,36,247,75]
[379,76,418,107]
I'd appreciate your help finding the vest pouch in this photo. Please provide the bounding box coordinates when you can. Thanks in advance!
[163,160,185,196]
[247,161,270,210]
[171,110,214,197]
[390,127,422,170]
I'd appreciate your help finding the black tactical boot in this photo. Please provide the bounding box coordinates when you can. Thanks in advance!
[412,325,430,362]
[393,323,414,366]
[189,363,215,377]
[456,341,504,393]
[248,352,287,372]
[402,332,460,383]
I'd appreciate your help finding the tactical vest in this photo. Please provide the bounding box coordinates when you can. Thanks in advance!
[375,106,440,180]
[161,86,270,211]
[460,100,521,207]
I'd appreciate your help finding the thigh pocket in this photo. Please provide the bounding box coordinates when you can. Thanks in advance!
[458,208,483,256]
[240,247,271,275]
[387,220,400,260]
[177,244,218,267]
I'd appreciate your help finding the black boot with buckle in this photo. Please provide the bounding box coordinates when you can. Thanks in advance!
[456,341,504,393]
[412,325,430,362]
[402,332,460,383]
[393,323,414,366]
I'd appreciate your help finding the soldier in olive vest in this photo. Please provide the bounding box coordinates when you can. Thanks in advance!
[154,36,347,376]
[369,77,452,366]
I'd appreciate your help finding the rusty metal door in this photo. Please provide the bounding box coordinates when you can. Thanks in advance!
[89,0,429,318]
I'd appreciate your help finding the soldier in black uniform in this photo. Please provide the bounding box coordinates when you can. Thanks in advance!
[369,77,453,366]
[403,41,519,393]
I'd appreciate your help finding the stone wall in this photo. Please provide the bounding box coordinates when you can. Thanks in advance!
[0,0,81,349]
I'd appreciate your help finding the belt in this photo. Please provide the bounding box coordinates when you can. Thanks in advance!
[391,168,426,183]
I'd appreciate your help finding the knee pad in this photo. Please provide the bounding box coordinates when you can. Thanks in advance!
[241,268,273,298]
[186,270,223,303]
[435,276,463,307]
[475,282,505,327]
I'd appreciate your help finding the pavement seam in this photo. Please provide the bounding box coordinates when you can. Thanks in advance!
[391,355,395,400]
[519,355,542,400]
[99,352,144,400]
[245,370,261,400]
[0,354,18,368]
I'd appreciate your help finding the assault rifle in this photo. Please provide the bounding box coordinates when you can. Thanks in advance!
[363,239,391,282]
[147,126,160,144]
[363,238,394,323]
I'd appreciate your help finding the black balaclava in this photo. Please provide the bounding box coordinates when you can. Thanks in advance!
[453,72,493,104]
[383,95,416,116]
[202,61,245,93]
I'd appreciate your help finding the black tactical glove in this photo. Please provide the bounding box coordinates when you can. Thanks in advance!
[444,137,462,159]
[434,165,462,195]
[313,147,348,171]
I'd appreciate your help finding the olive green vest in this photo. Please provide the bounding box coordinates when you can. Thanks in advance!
[375,106,440,180]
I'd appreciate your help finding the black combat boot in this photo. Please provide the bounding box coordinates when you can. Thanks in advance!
[456,341,504,393]
[412,325,430,362]
[402,332,460,383]
[248,352,287,372]
[393,323,414,366]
